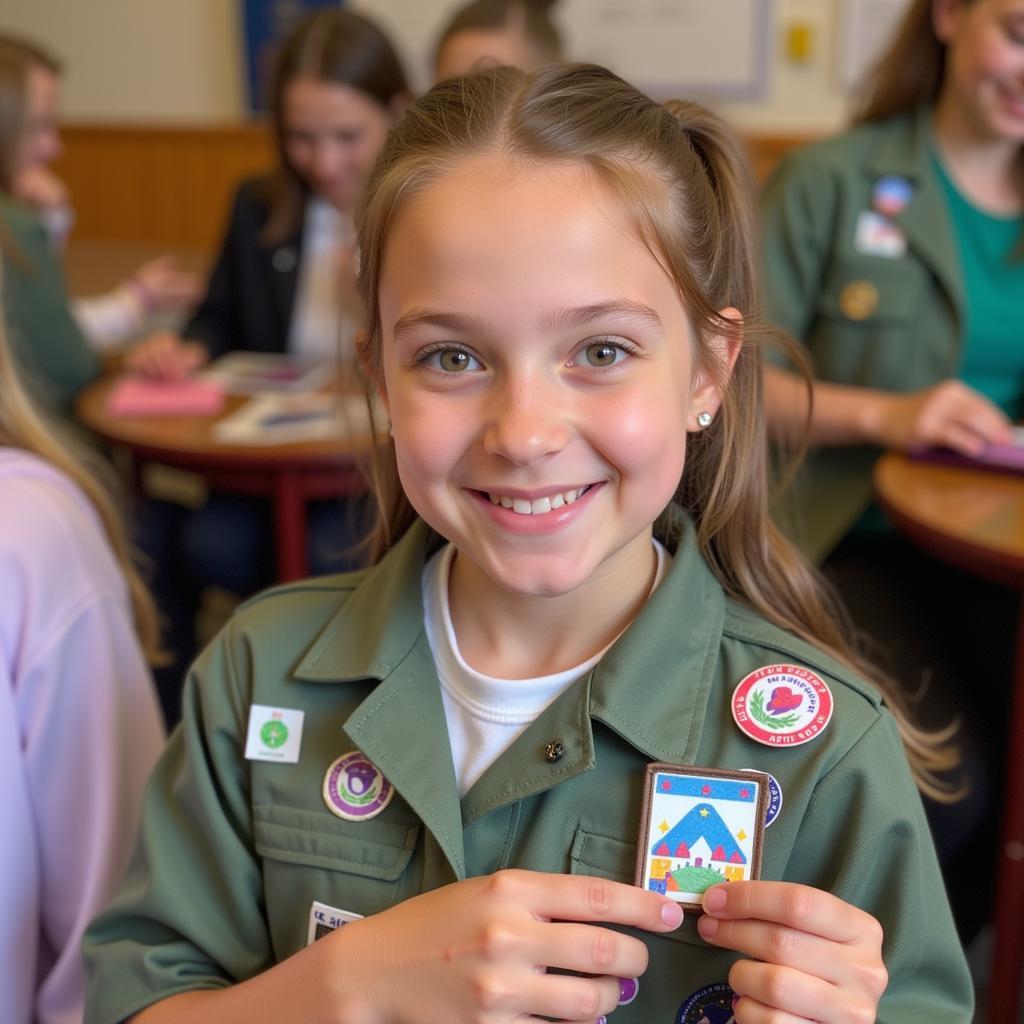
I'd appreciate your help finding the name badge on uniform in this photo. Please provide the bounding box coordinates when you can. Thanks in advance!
[854,210,907,259]
[307,900,363,944]
[635,765,768,911]
[244,704,305,764]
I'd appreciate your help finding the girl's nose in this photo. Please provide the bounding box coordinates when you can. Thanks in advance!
[482,381,570,465]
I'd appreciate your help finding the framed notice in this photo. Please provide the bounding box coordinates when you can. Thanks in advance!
[558,0,772,101]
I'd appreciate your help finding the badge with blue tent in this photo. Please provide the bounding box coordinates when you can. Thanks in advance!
[634,764,768,910]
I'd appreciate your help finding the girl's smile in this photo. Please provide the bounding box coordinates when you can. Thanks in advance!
[378,153,733,605]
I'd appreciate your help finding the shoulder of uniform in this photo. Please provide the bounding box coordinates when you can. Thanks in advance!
[721,598,882,712]
[768,118,905,186]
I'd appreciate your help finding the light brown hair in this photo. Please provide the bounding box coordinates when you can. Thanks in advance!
[356,63,958,799]
[263,8,409,245]
[434,0,563,73]
[855,0,969,123]
[0,271,164,665]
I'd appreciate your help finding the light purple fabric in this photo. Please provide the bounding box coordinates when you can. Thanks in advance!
[0,449,165,1024]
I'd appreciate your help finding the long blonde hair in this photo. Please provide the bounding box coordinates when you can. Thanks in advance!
[355,63,958,799]
[0,282,163,665]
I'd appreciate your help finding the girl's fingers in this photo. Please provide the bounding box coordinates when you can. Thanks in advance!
[731,994,813,1024]
[518,972,621,1023]
[538,922,650,980]
[729,958,853,1023]
[701,882,879,946]
[511,870,683,933]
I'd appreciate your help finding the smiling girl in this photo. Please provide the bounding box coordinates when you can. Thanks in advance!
[85,65,973,1024]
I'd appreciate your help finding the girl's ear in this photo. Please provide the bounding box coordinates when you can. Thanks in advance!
[687,307,742,433]
[354,330,389,413]
[932,0,964,44]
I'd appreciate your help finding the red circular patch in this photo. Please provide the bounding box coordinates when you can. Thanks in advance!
[731,664,833,748]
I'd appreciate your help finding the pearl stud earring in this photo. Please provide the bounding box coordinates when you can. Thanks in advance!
[696,411,713,429]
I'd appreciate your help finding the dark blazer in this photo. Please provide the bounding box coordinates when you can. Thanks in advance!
[184,176,305,359]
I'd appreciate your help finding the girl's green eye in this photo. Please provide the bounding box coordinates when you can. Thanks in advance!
[440,349,473,372]
[584,341,621,367]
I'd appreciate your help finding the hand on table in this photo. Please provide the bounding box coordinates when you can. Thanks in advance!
[124,331,209,381]
[868,380,1013,456]
[697,881,887,1023]
[128,256,203,314]
[328,868,683,1024]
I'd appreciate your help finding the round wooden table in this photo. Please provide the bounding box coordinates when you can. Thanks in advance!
[76,375,374,581]
[875,452,1024,1021]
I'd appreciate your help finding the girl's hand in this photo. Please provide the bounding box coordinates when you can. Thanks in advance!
[12,165,69,212]
[866,379,1012,456]
[124,331,209,380]
[130,257,203,314]
[697,881,887,1023]
[328,868,684,1024]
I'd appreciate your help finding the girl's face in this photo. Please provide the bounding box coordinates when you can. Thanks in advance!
[281,77,391,210]
[935,0,1024,142]
[435,28,537,82]
[14,64,61,175]
[378,154,736,601]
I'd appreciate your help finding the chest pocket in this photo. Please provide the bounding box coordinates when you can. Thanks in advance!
[254,803,420,936]
[569,826,706,948]
[817,255,928,326]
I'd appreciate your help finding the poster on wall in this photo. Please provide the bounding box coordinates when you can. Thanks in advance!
[836,0,914,92]
[242,0,343,113]
[558,0,772,101]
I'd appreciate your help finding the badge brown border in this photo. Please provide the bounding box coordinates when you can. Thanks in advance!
[634,763,769,911]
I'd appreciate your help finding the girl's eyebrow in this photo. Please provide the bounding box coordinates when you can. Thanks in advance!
[391,310,485,341]
[392,300,663,341]
[545,300,664,333]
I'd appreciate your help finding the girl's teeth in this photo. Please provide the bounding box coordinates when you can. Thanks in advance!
[487,487,587,514]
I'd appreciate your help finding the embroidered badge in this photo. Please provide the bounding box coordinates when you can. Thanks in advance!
[635,765,767,910]
[854,210,907,259]
[732,664,834,748]
[322,751,395,821]
[675,982,738,1023]
[838,278,880,320]
[740,768,783,828]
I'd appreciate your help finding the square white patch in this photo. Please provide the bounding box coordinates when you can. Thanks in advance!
[853,210,907,259]
[307,901,363,944]
[244,704,304,764]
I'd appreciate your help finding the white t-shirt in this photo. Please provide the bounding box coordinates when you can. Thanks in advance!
[422,541,669,796]
[287,197,358,361]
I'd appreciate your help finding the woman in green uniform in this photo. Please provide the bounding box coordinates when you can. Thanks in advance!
[761,0,1024,944]
[84,65,973,1023]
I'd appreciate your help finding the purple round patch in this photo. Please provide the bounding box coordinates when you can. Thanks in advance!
[323,751,394,821]
[675,982,737,1024]
[618,977,639,1005]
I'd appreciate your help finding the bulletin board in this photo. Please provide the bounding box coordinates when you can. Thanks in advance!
[558,0,773,101]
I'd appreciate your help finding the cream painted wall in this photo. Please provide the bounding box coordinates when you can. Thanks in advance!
[1,0,869,132]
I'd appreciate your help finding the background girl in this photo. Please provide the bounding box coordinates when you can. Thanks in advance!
[0,280,165,1024]
[760,0,1024,940]
[85,65,972,1023]
[433,0,563,82]
[126,9,410,725]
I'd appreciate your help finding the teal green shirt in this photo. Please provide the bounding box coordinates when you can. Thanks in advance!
[934,156,1024,418]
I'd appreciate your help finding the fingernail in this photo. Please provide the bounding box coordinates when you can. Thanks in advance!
[703,886,727,913]
[661,902,684,928]
[597,1017,608,1024]
[697,914,719,938]
[618,977,639,1005]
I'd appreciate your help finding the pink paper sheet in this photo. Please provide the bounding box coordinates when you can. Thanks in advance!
[106,377,225,417]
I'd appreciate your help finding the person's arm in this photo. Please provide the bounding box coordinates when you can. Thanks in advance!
[765,363,1013,454]
[2,205,99,406]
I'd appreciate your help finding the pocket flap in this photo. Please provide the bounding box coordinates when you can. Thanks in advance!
[254,803,418,881]
[569,826,706,947]
[817,256,927,324]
